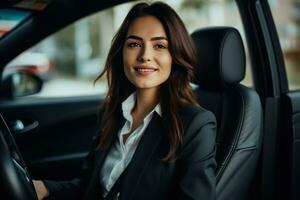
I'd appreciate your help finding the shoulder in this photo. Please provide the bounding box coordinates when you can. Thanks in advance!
[179,106,217,161]
[179,105,216,131]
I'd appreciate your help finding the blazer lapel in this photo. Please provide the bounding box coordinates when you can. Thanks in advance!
[120,113,164,199]
[84,116,125,199]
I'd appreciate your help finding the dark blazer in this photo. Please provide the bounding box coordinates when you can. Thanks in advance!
[44,106,217,200]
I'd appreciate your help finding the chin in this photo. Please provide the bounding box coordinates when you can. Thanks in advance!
[133,81,151,88]
[135,84,156,90]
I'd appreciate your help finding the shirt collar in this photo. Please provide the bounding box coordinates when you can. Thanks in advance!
[121,92,162,120]
[153,104,162,117]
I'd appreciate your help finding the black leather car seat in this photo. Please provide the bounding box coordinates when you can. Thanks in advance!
[191,27,263,200]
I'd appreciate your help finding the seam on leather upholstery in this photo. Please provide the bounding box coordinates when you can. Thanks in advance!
[216,86,245,180]
[235,145,257,151]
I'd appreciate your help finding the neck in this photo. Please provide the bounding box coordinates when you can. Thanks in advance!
[134,88,158,115]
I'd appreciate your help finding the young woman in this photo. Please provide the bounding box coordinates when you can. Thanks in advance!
[34,2,217,200]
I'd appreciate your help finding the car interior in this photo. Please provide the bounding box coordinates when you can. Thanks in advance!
[0,0,300,200]
[191,27,263,200]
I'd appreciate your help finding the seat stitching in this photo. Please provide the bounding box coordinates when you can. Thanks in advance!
[216,86,245,180]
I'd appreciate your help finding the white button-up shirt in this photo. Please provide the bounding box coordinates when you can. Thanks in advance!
[99,92,162,197]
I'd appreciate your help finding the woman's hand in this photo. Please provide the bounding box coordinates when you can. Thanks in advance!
[33,180,49,200]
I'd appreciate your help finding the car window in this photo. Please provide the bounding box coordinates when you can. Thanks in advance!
[3,0,252,98]
[0,8,31,39]
[268,0,300,90]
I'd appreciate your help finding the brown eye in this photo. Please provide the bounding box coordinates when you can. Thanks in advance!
[127,42,141,48]
[153,44,167,49]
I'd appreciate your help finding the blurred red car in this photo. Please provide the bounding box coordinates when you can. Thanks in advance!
[4,52,52,81]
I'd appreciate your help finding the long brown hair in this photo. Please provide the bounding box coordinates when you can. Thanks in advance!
[95,2,199,161]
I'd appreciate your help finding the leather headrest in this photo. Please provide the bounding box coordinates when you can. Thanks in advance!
[191,27,246,90]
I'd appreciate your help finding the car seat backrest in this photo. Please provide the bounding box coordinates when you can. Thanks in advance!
[191,27,263,200]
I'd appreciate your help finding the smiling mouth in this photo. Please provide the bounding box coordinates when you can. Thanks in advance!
[133,66,158,75]
[134,68,158,72]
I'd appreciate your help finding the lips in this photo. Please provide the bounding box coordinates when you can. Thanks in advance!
[135,68,156,72]
[134,65,158,75]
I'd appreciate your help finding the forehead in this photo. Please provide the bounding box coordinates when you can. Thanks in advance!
[126,15,167,38]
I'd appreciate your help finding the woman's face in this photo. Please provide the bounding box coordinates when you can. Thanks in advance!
[123,15,172,91]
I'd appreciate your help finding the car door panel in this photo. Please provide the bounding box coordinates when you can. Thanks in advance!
[281,92,300,200]
[0,95,103,180]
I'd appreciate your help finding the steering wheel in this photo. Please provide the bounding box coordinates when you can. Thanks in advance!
[0,113,38,200]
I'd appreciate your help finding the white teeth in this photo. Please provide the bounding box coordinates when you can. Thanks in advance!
[136,68,156,72]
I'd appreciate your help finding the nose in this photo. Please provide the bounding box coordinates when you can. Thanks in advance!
[137,44,152,62]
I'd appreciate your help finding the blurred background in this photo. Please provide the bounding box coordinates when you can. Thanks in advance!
[4,0,299,97]
[269,0,300,90]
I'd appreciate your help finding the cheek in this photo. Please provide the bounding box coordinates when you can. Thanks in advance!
[123,48,139,71]
[123,46,140,60]
[160,53,172,75]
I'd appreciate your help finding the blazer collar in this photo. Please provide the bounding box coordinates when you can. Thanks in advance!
[86,112,163,199]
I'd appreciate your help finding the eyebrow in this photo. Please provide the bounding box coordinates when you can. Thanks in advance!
[126,35,168,41]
